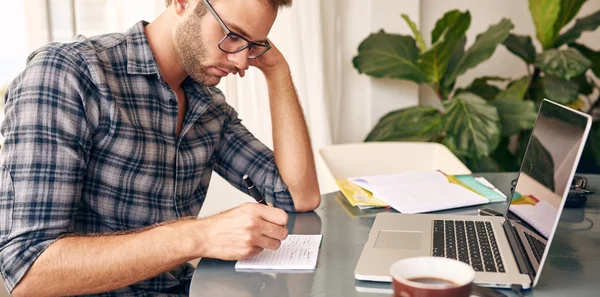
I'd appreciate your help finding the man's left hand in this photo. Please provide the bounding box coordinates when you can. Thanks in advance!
[247,40,288,77]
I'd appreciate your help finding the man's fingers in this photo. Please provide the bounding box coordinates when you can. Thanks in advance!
[260,221,288,241]
[257,205,288,226]
[253,235,283,250]
[246,246,264,258]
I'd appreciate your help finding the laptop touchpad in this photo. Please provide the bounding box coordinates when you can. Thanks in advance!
[374,230,422,250]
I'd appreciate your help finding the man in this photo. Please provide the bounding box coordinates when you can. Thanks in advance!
[0,0,321,295]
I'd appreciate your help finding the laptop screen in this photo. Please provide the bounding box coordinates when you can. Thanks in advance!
[507,100,590,265]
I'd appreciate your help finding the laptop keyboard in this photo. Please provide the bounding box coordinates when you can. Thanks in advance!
[524,232,546,264]
[432,220,505,273]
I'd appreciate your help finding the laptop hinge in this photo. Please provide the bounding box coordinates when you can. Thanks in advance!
[502,220,534,282]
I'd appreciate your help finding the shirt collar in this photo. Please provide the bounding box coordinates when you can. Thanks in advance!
[126,21,159,75]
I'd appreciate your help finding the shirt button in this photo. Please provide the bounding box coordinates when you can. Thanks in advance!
[176,195,181,201]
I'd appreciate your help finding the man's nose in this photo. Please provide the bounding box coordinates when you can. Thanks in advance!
[228,48,249,71]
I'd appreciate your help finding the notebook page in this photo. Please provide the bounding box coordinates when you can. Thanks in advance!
[371,183,488,213]
[235,235,323,270]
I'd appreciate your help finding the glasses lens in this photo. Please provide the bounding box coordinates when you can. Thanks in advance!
[247,44,269,59]
[219,34,248,53]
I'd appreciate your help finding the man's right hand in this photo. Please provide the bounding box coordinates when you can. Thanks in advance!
[196,202,289,260]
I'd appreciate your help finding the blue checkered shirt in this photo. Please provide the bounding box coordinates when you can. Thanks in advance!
[0,21,295,296]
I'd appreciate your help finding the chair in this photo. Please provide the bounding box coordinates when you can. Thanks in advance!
[317,142,471,194]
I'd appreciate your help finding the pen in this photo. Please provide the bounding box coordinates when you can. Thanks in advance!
[243,174,268,205]
[479,208,504,217]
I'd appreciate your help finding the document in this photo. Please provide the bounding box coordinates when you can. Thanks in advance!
[509,200,557,238]
[348,171,489,213]
[235,235,323,270]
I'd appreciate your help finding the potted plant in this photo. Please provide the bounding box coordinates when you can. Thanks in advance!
[353,1,600,172]
[353,10,521,171]
[501,0,600,173]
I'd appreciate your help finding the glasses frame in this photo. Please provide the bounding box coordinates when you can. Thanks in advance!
[203,0,271,59]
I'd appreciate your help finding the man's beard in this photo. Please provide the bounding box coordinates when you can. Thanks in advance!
[174,14,220,86]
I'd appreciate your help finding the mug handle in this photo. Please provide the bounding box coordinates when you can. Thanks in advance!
[470,285,509,297]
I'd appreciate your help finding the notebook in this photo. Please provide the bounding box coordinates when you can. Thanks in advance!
[235,234,323,270]
[348,171,489,213]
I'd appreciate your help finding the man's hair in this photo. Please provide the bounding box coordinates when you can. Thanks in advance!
[165,0,292,10]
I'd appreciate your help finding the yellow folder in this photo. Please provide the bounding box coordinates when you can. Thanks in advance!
[335,179,388,208]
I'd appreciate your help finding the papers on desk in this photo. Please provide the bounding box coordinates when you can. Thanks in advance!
[347,171,492,213]
[235,235,323,270]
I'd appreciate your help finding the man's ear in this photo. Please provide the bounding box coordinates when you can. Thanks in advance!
[173,0,192,16]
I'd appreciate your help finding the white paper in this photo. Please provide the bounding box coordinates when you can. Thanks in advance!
[348,171,488,214]
[509,201,558,238]
[235,235,322,270]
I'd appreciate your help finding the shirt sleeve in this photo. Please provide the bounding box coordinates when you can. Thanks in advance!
[210,92,295,212]
[0,48,94,291]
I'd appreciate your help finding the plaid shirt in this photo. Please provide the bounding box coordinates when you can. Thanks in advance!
[0,21,295,296]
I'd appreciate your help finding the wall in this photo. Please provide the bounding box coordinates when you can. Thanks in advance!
[325,0,420,144]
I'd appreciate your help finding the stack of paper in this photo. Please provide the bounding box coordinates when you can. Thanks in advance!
[339,171,506,213]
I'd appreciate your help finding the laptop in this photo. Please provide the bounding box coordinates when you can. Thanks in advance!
[354,99,592,289]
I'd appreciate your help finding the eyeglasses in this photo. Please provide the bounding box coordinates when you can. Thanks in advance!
[203,0,271,59]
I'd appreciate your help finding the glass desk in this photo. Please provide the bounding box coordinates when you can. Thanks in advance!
[190,173,600,296]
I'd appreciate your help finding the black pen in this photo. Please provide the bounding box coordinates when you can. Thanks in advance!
[243,174,268,205]
[479,208,504,217]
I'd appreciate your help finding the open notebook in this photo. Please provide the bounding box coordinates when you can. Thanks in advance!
[348,171,490,213]
[235,235,323,270]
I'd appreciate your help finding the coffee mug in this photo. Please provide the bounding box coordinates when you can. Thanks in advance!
[390,256,475,297]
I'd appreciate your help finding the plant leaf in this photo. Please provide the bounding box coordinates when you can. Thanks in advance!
[443,19,514,88]
[567,97,587,110]
[489,98,538,136]
[529,0,561,49]
[466,156,503,173]
[442,93,501,158]
[461,76,507,100]
[570,43,600,78]
[440,37,467,97]
[432,10,470,44]
[503,34,537,64]
[555,10,600,47]
[494,76,531,101]
[353,30,427,83]
[554,0,588,37]
[585,121,600,168]
[542,75,580,104]
[491,137,521,172]
[528,75,545,102]
[364,106,444,142]
[572,73,594,95]
[418,11,471,84]
[401,14,427,52]
[536,48,591,80]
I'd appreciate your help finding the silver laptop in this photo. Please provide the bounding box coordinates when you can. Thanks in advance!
[354,99,592,289]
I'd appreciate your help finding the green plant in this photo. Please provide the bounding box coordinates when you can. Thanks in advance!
[499,0,600,172]
[353,1,600,172]
[353,10,519,168]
